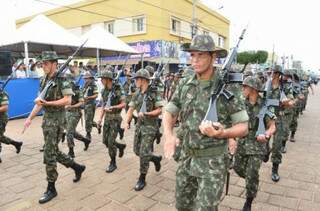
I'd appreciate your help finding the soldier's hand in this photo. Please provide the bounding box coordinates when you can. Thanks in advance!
[123,122,130,132]
[256,134,267,143]
[65,105,71,110]
[22,118,32,134]
[228,138,237,155]
[138,112,145,118]
[164,134,180,159]
[104,106,112,112]
[199,121,224,138]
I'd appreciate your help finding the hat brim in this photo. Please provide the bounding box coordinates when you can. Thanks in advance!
[132,76,150,80]
[180,43,228,58]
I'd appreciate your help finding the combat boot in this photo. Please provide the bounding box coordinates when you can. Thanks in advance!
[290,131,296,142]
[156,132,162,144]
[11,141,23,154]
[134,173,146,191]
[118,128,125,140]
[281,141,287,153]
[38,182,57,204]
[61,132,66,143]
[271,163,280,182]
[242,197,253,211]
[70,162,86,183]
[151,155,162,172]
[83,138,91,151]
[116,143,126,158]
[86,132,91,140]
[0,156,2,163]
[106,157,117,173]
[68,147,75,158]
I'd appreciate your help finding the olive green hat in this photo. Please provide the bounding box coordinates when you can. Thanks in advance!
[243,76,263,91]
[98,70,113,79]
[38,51,61,61]
[145,65,155,75]
[132,69,150,80]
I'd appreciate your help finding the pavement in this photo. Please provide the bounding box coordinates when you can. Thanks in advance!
[0,86,320,211]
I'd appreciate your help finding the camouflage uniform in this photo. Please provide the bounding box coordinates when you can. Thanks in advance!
[167,35,247,210]
[289,71,302,140]
[82,75,98,137]
[234,77,276,200]
[0,91,23,162]
[99,70,126,168]
[65,78,90,157]
[300,75,311,112]
[129,69,164,191]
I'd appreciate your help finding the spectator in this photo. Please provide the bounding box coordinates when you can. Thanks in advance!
[27,62,39,78]
[35,61,44,78]
[15,63,27,78]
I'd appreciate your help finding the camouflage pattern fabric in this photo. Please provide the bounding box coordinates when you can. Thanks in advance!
[82,80,98,133]
[281,82,294,145]
[101,83,125,158]
[0,92,16,148]
[123,80,134,111]
[41,75,74,182]
[165,71,249,210]
[129,88,164,174]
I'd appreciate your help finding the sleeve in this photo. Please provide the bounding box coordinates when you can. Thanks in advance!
[78,90,84,102]
[61,80,74,96]
[0,92,9,106]
[118,85,126,101]
[265,106,277,124]
[226,84,249,124]
[154,92,164,108]
[92,83,99,95]
[165,79,184,116]
[128,92,138,109]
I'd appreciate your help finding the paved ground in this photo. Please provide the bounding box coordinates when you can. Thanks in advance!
[0,86,320,211]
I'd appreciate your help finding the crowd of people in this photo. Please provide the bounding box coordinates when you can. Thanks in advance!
[0,34,317,210]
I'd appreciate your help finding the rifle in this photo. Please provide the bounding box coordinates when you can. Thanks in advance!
[203,28,246,122]
[139,59,169,113]
[37,39,88,101]
[113,53,122,73]
[0,61,23,92]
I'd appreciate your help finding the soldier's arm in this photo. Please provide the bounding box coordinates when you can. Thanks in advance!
[111,99,126,110]
[265,120,276,137]
[97,106,106,125]
[0,104,8,113]
[86,93,98,100]
[70,100,84,108]
[124,107,134,129]
[145,107,162,117]
[44,95,72,107]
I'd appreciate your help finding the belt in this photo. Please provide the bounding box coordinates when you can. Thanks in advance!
[186,145,226,158]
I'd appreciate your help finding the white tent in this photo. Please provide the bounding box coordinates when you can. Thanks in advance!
[0,14,81,59]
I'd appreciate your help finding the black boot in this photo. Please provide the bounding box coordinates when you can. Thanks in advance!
[134,173,146,191]
[12,141,23,154]
[61,132,66,143]
[86,132,91,140]
[133,116,137,125]
[271,163,280,182]
[151,155,162,172]
[106,157,117,173]
[83,138,91,151]
[263,142,271,163]
[290,131,296,142]
[97,124,102,134]
[70,162,86,183]
[242,197,253,211]
[281,142,287,153]
[68,147,75,158]
[118,128,125,140]
[156,132,162,144]
[38,182,57,204]
[116,143,126,158]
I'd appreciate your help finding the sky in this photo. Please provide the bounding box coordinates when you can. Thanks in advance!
[1,0,319,71]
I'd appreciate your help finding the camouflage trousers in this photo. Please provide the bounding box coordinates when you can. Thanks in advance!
[234,152,263,198]
[42,117,74,182]
[0,120,16,147]
[289,107,300,133]
[84,103,97,133]
[271,114,291,164]
[175,152,228,211]
[133,125,157,174]
[66,111,86,148]
[103,118,121,159]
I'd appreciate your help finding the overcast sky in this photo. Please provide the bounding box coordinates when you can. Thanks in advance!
[1,0,319,70]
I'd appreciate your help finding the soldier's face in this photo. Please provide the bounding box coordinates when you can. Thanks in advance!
[42,61,57,75]
[190,51,215,74]
[102,78,113,89]
[242,85,251,98]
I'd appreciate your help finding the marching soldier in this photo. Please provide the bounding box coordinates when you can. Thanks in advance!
[233,76,276,211]
[97,70,126,173]
[24,51,86,204]
[65,73,91,158]
[123,70,136,128]
[124,69,163,191]
[82,71,99,140]
[0,89,23,163]
[163,34,249,210]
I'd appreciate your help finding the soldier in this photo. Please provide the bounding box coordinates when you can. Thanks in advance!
[24,51,86,204]
[0,89,23,163]
[82,71,99,140]
[243,69,253,79]
[233,76,276,211]
[300,73,314,113]
[97,70,126,173]
[124,69,163,191]
[163,34,249,210]
[268,65,294,182]
[123,70,137,128]
[65,73,91,158]
[168,72,182,101]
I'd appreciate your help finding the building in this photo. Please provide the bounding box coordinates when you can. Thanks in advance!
[17,0,230,71]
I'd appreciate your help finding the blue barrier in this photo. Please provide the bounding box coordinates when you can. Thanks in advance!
[4,78,40,119]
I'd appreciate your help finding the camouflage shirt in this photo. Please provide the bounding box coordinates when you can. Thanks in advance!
[237,96,276,155]
[0,91,9,121]
[166,71,249,150]
[281,82,294,114]
[68,83,83,114]
[101,83,125,120]
[82,80,98,105]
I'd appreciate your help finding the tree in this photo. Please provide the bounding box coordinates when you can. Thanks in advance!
[237,50,268,71]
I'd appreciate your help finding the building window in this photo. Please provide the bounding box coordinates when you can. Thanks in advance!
[171,17,181,34]
[218,35,225,48]
[104,21,114,34]
[133,16,145,33]
[81,24,91,35]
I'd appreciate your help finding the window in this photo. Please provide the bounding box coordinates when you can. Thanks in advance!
[104,21,114,34]
[81,24,91,35]
[133,16,145,33]
[171,17,181,34]
[218,35,225,48]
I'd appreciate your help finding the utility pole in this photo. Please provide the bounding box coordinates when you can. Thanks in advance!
[191,0,198,38]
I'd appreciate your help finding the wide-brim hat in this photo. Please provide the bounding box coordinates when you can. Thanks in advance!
[132,69,150,80]
[180,34,228,58]
[38,51,62,62]
[98,70,113,79]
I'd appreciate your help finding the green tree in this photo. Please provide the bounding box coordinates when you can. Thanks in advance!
[237,50,268,71]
